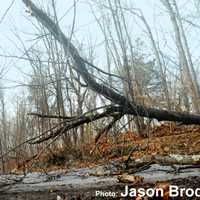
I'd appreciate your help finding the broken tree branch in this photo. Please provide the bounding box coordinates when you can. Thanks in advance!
[27,112,77,120]
[30,106,122,144]
[22,0,200,133]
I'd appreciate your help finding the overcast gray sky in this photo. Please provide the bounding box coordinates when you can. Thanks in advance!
[0,0,153,94]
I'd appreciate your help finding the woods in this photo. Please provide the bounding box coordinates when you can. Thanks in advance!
[17,0,200,148]
[0,1,200,199]
[0,0,198,167]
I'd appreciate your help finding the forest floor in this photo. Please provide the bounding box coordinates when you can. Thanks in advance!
[34,122,200,172]
[3,123,200,200]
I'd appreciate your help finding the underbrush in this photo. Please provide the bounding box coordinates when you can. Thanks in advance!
[7,123,200,173]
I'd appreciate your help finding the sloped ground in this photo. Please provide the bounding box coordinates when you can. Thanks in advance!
[96,123,200,161]
[16,123,200,172]
[2,123,200,200]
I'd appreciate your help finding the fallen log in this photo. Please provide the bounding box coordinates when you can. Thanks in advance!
[127,154,200,167]
[88,155,200,177]
[125,154,200,174]
[152,154,200,165]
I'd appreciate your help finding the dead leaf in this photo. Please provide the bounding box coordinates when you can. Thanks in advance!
[117,174,144,184]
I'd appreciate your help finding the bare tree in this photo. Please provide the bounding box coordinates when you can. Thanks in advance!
[161,0,200,113]
[18,0,200,147]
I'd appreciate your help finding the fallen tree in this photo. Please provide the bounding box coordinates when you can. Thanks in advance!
[21,0,200,144]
